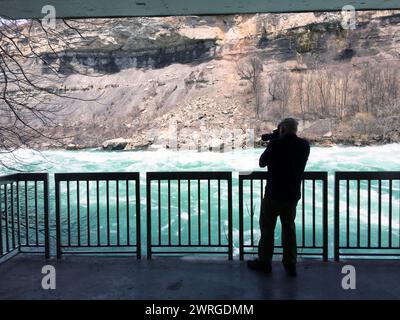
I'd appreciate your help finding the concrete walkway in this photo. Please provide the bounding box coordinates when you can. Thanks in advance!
[0,255,399,299]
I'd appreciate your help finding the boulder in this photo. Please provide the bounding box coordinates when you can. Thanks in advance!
[125,138,155,150]
[102,138,133,150]
[66,143,81,150]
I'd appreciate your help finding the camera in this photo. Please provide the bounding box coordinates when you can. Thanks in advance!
[261,126,281,142]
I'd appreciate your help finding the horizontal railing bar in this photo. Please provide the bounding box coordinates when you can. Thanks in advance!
[0,180,15,185]
[242,251,324,255]
[60,251,138,255]
[55,172,139,181]
[0,174,19,182]
[336,171,400,180]
[15,173,49,181]
[338,253,400,256]
[151,245,229,248]
[147,171,232,180]
[339,246,400,249]
[0,172,49,183]
[238,171,327,180]
[60,245,137,248]
[150,251,229,254]
[243,245,324,249]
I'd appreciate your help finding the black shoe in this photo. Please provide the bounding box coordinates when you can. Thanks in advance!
[284,264,297,277]
[247,259,272,274]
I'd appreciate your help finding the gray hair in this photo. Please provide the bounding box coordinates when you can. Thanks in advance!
[279,118,299,134]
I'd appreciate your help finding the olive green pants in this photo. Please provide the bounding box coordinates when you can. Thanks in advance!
[258,197,298,265]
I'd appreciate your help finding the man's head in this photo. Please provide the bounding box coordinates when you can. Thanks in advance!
[279,118,299,136]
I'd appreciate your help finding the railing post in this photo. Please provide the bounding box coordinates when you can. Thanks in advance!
[11,182,15,251]
[136,176,141,259]
[238,176,244,261]
[146,174,152,260]
[15,177,21,251]
[0,184,3,257]
[322,172,328,262]
[44,173,50,259]
[334,172,340,262]
[228,174,233,261]
[55,176,61,259]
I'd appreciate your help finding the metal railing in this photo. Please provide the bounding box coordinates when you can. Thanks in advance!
[146,172,233,259]
[239,171,328,261]
[2,170,400,263]
[334,172,400,261]
[55,173,141,258]
[0,173,49,262]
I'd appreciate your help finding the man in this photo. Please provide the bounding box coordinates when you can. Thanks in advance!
[247,118,310,277]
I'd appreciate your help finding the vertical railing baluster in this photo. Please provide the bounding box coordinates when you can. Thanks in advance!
[11,183,15,250]
[198,179,201,245]
[238,177,243,260]
[368,179,371,248]
[208,180,211,246]
[357,179,360,248]
[24,181,28,246]
[67,181,71,246]
[158,180,161,245]
[218,179,221,246]
[389,179,392,248]
[146,176,152,259]
[302,180,305,247]
[77,181,81,246]
[87,180,90,246]
[312,179,316,248]
[378,180,382,248]
[126,180,130,246]
[34,181,38,246]
[96,180,100,246]
[228,174,233,260]
[322,174,328,261]
[5,184,9,253]
[0,185,3,256]
[250,179,253,247]
[334,173,340,261]
[168,180,171,246]
[346,179,350,248]
[135,177,141,259]
[44,175,50,259]
[106,180,110,246]
[55,177,61,259]
[116,180,120,246]
[188,180,191,246]
[16,181,20,249]
[178,179,181,246]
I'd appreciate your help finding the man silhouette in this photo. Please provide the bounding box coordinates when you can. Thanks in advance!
[247,118,310,276]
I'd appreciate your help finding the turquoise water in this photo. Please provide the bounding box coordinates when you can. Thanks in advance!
[2,144,399,174]
[1,144,399,258]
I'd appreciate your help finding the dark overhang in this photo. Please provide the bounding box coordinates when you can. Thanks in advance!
[1,0,400,19]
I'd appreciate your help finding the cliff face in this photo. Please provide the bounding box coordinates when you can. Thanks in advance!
[43,39,218,74]
[10,11,400,149]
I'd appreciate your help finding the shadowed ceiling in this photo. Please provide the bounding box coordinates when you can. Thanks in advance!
[1,0,400,19]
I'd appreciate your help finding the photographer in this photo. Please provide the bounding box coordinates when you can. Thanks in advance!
[248,118,310,277]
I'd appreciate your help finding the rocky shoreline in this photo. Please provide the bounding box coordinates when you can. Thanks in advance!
[62,133,400,152]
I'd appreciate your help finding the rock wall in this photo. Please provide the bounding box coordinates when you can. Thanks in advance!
[42,38,217,74]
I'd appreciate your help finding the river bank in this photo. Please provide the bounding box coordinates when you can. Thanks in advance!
[59,133,400,151]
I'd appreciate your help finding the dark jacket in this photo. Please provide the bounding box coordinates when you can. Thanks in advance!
[259,134,310,201]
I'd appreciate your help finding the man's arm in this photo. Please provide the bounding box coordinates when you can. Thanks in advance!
[259,142,274,168]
